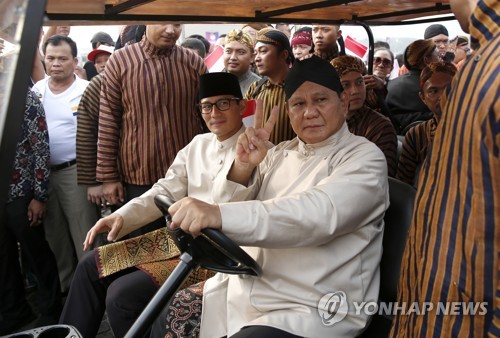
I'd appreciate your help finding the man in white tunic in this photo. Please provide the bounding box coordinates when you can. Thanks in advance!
[163,55,389,337]
[59,73,249,338]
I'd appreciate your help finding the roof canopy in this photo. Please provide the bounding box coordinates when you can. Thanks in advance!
[45,0,453,25]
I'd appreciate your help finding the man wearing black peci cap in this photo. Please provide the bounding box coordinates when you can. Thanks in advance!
[156,56,389,337]
[60,72,248,338]
[424,24,454,62]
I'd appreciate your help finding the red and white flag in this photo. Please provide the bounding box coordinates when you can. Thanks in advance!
[344,36,368,58]
[204,45,225,72]
[242,99,256,127]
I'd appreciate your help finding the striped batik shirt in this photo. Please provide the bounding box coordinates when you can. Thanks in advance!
[396,116,438,186]
[346,105,398,177]
[391,0,499,336]
[245,79,296,144]
[76,74,102,186]
[97,38,207,185]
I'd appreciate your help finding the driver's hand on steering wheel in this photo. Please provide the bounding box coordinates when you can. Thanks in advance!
[169,197,222,237]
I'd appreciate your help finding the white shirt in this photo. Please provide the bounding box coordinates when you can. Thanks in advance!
[202,123,390,338]
[32,75,89,165]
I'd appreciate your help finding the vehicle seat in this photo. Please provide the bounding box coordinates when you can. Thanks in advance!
[360,177,416,337]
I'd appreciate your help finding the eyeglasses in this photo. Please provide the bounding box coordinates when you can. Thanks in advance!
[199,98,240,114]
[373,57,392,67]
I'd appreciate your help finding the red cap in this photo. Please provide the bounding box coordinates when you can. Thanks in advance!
[87,45,114,63]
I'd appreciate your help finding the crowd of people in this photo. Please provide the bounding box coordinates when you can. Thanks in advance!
[0,0,498,336]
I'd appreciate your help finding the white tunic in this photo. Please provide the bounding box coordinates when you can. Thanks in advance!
[202,123,389,338]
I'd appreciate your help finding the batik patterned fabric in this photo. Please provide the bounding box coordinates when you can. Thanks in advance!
[244,79,295,144]
[390,0,500,336]
[95,228,215,286]
[96,228,179,284]
[8,90,50,203]
[225,29,254,50]
[165,281,205,338]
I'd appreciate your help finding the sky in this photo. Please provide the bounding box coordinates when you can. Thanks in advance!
[41,16,466,63]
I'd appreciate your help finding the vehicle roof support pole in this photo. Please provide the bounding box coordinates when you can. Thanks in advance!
[356,21,374,74]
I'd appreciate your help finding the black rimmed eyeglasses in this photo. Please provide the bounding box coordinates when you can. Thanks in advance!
[199,98,241,114]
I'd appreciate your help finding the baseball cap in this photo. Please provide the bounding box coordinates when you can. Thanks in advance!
[87,45,115,63]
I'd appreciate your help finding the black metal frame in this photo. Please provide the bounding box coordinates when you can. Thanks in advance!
[255,0,363,18]
[44,13,455,26]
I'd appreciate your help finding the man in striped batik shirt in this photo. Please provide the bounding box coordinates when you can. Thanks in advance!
[96,24,208,237]
[391,0,499,336]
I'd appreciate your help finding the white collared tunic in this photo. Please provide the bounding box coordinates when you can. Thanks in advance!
[203,123,389,338]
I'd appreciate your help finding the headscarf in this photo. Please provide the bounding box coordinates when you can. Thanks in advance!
[225,29,254,50]
[291,30,313,47]
[256,28,294,63]
[419,61,457,89]
[404,39,436,71]
[330,55,367,77]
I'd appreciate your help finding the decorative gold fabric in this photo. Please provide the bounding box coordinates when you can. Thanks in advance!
[95,228,216,286]
[96,229,179,280]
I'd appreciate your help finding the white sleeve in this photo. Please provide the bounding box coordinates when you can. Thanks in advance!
[219,146,389,248]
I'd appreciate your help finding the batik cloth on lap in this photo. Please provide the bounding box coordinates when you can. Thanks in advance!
[95,228,215,286]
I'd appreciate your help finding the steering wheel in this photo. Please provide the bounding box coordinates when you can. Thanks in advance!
[154,194,262,276]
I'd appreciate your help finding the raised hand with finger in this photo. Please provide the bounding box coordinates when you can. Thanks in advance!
[229,100,278,185]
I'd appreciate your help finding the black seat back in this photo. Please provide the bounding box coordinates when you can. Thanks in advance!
[379,177,416,303]
[359,178,416,337]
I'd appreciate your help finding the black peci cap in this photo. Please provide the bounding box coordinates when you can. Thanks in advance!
[199,72,242,101]
[284,55,343,100]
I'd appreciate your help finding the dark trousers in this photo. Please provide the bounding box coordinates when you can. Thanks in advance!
[125,184,166,238]
[59,251,158,338]
[0,196,62,320]
[231,326,304,338]
[150,322,303,338]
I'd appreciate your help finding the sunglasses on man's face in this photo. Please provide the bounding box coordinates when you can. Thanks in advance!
[374,57,392,67]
